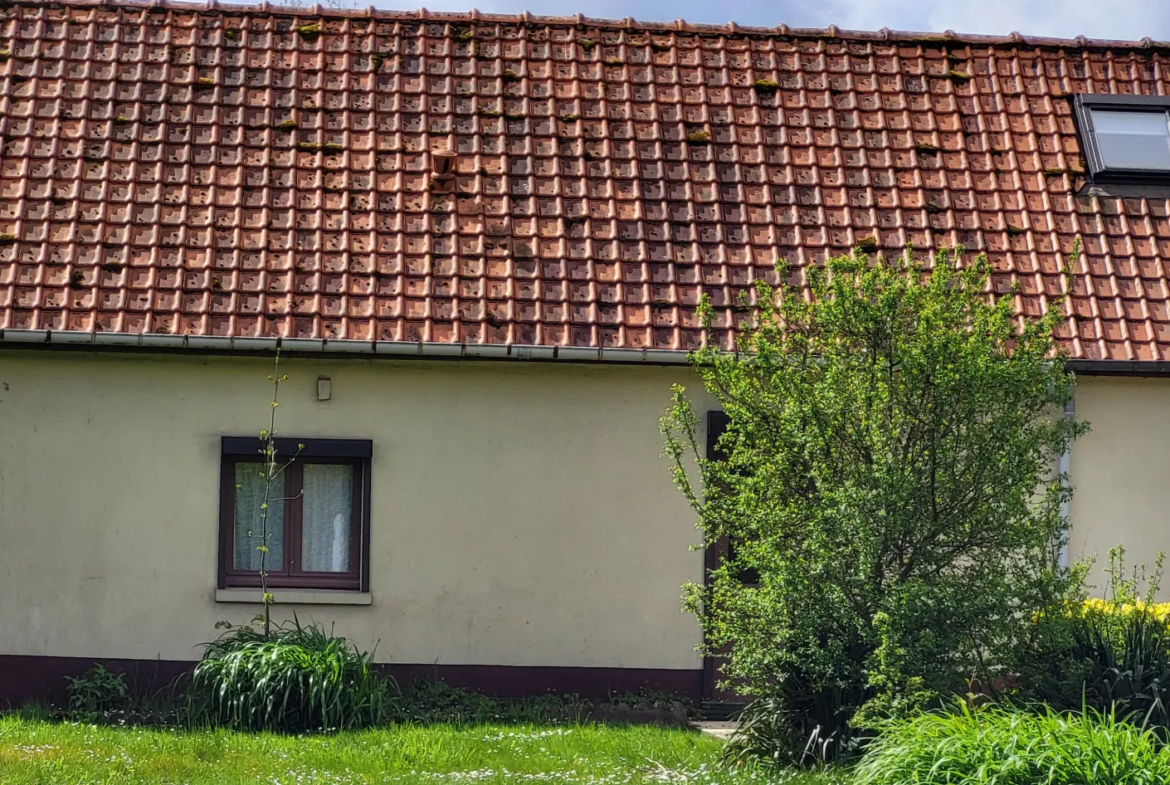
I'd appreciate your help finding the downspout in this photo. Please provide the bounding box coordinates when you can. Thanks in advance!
[1058,396,1075,569]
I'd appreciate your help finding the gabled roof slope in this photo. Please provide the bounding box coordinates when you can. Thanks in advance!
[2,0,1170,361]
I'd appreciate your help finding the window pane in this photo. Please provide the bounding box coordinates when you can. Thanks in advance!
[301,464,353,573]
[1091,109,1170,170]
[234,462,284,571]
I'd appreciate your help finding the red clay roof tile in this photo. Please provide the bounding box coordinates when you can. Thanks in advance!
[5,0,1170,359]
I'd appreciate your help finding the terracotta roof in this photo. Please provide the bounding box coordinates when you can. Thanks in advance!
[5,1,1170,361]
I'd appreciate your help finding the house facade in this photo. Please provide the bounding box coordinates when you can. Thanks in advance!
[0,350,715,702]
[2,0,1170,704]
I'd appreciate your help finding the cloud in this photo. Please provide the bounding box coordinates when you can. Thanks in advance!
[815,0,1170,39]
[369,0,1170,40]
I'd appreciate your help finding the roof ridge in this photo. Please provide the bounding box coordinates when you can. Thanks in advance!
[19,0,1170,54]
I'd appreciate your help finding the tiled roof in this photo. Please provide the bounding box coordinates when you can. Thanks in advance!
[5,2,1170,361]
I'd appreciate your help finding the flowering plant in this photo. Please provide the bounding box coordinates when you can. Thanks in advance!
[1072,597,1170,627]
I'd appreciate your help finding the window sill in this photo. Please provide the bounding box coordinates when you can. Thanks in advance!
[215,589,372,606]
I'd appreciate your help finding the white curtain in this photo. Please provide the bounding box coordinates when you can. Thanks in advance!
[301,464,353,572]
[234,462,284,570]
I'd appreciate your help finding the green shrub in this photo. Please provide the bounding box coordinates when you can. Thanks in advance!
[1016,548,1170,731]
[65,664,129,720]
[662,249,1086,762]
[393,679,498,723]
[1023,606,1170,731]
[854,704,1170,785]
[188,618,394,732]
[391,681,680,725]
[393,680,599,724]
[606,688,693,713]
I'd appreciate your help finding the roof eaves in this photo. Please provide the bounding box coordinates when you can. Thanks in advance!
[0,331,695,365]
[1066,359,1170,377]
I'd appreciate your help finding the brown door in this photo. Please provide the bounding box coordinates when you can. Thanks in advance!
[701,412,754,707]
[702,533,741,703]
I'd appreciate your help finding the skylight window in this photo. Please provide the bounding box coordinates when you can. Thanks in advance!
[1074,95,1170,182]
[1089,110,1170,170]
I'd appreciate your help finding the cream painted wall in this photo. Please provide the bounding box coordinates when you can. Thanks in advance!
[1069,375,1170,596]
[0,350,716,670]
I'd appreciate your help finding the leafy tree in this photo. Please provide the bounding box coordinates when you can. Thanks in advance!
[662,249,1087,742]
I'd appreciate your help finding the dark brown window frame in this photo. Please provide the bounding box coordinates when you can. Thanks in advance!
[218,437,372,592]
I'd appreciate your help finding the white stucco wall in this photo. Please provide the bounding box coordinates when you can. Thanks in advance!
[1069,375,1170,596]
[0,350,715,670]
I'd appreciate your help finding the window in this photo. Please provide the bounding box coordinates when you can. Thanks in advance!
[219,437,371,591]
[1074,94,1170,182]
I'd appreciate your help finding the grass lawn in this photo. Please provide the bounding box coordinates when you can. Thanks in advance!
[0,715,839,785]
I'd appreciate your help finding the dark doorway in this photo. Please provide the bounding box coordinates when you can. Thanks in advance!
[701,411,753,715]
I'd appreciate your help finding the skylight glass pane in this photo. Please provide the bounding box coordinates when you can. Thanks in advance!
[1090,109,1170,170]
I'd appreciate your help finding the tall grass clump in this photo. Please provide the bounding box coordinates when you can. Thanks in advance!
[188,618,394,732]
[723,680,870,768]
[854,704,1170,785]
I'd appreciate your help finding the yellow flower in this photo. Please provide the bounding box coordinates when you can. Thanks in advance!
[1064,598,1170,629]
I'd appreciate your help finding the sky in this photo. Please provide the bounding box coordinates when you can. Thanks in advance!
[367,0,1170,41]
